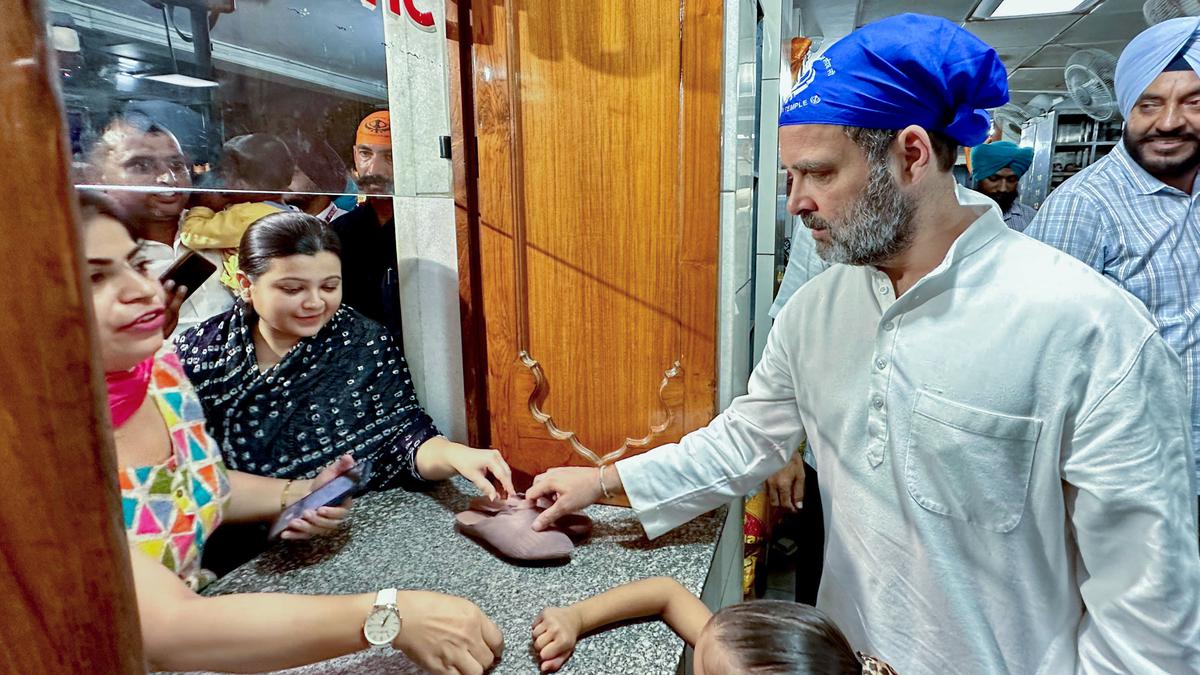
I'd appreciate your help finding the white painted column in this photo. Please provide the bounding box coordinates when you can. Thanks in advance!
[383,4,467,442]
[716,0,762,411]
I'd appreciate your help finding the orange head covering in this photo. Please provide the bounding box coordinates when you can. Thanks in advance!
[356,111,391,146]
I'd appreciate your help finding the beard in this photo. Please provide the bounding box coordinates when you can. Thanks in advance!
[356,173,394,195]
[982,189,1017,214]
[802,161,917,266]
[1123,129,1200,180]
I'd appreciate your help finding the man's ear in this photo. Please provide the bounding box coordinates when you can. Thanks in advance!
[894,125,937,186]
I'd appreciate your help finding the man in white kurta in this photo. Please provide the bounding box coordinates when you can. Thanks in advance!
[619,187,1200,673]
[529,14,1200,674]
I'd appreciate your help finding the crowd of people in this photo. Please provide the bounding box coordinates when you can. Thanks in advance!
[76,11,1200,675]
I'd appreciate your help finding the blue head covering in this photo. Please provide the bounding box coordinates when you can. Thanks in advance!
[1115,17,1200,120]
[970,141,1034,182]
[779,14,1009,147]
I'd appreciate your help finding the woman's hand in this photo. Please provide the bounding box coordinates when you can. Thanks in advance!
[417,438,516,501]
[280,454,355,541]
[532,606,582,673]
[447,446,516,501]
[392,591,503,675]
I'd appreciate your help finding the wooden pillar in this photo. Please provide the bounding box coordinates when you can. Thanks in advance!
[0,1,144,672]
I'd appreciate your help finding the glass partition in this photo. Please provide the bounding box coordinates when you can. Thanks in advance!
[50,0,396,208]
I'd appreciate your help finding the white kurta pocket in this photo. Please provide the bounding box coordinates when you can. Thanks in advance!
[904,389,1042,533]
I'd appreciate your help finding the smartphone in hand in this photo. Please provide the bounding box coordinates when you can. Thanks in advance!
[268,460,372,540]
[159,250,217,301]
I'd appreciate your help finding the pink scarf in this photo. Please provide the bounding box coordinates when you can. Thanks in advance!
[106,357,154,428]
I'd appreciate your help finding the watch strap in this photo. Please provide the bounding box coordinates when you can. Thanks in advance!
[374,587,398,607]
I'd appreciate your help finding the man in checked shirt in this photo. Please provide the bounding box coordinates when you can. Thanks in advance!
[1027,18,1200,526]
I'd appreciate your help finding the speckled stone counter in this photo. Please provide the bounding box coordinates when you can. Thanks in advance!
[180,477,727,675]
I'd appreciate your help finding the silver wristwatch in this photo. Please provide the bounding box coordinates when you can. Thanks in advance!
[363,588,402,646]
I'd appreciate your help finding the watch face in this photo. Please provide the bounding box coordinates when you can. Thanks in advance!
[364,607,401,646]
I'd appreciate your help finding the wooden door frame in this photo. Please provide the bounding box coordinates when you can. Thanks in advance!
[1,2,144,672]
[446,0,491,448]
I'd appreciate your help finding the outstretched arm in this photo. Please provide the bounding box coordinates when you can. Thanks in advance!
[528,305,805,537]
[415,435,516,500]
[131,549,503,674]
[532,577,711,672]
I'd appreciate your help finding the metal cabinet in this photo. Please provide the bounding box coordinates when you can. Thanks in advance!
[1020,111,1122,209]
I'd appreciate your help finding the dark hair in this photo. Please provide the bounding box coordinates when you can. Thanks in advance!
[285,132,349,193]
[238,211,342,279]
[845,127,958,173]
[708,600,861,674]
[220,134,295,191]
[85,113,187,182]
[77,190,132,232]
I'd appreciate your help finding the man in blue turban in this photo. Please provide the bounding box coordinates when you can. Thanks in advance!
[1027,17,1200,524]
[527,14,1200,675]
[970,141,1037,230]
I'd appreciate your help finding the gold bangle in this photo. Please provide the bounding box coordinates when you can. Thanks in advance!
[281,479,297,510]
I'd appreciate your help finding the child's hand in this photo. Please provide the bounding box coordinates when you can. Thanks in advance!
[532,606,582,672]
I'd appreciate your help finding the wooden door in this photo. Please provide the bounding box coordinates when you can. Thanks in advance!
[464,0,722,479]
[1,1,143,672]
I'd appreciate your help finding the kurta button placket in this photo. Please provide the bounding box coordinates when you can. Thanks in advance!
[868,307,900,468]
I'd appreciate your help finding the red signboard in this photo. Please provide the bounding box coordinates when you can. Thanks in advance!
[360,0,435,32]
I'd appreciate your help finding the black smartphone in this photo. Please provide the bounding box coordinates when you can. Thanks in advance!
[158,251,217,301]
[268,460,372,540]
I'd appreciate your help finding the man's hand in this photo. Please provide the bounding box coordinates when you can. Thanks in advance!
[392,591,504,675]
[526,467,605,531]
[766,452,805,512]
[161,279,187,337]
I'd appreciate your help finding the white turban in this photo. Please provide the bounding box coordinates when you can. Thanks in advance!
[1115,17,1200,119]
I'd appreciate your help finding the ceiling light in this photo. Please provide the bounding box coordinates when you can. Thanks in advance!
[972,0,1101,19]
[138,73,219,88]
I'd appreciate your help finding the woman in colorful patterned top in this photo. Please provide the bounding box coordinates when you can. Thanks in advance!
[82,192,501,673]
[175,211,515,499]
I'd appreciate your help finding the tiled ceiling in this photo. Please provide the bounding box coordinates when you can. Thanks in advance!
[796,0,1155,107]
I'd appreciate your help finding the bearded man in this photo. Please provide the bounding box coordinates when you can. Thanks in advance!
[525,14,1200,674]
[969,140,1037,231]
[331,111,402,334]
[1027,18,1200,516]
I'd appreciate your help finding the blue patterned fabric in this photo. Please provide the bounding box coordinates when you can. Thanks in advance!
[176,303,437,491]
[779,13,1008,146]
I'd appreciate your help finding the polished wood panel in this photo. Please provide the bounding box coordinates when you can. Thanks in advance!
[0,2,143,672]
[465,0,722,476]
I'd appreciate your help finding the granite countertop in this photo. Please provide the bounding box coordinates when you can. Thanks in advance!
[181,477,727,675]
